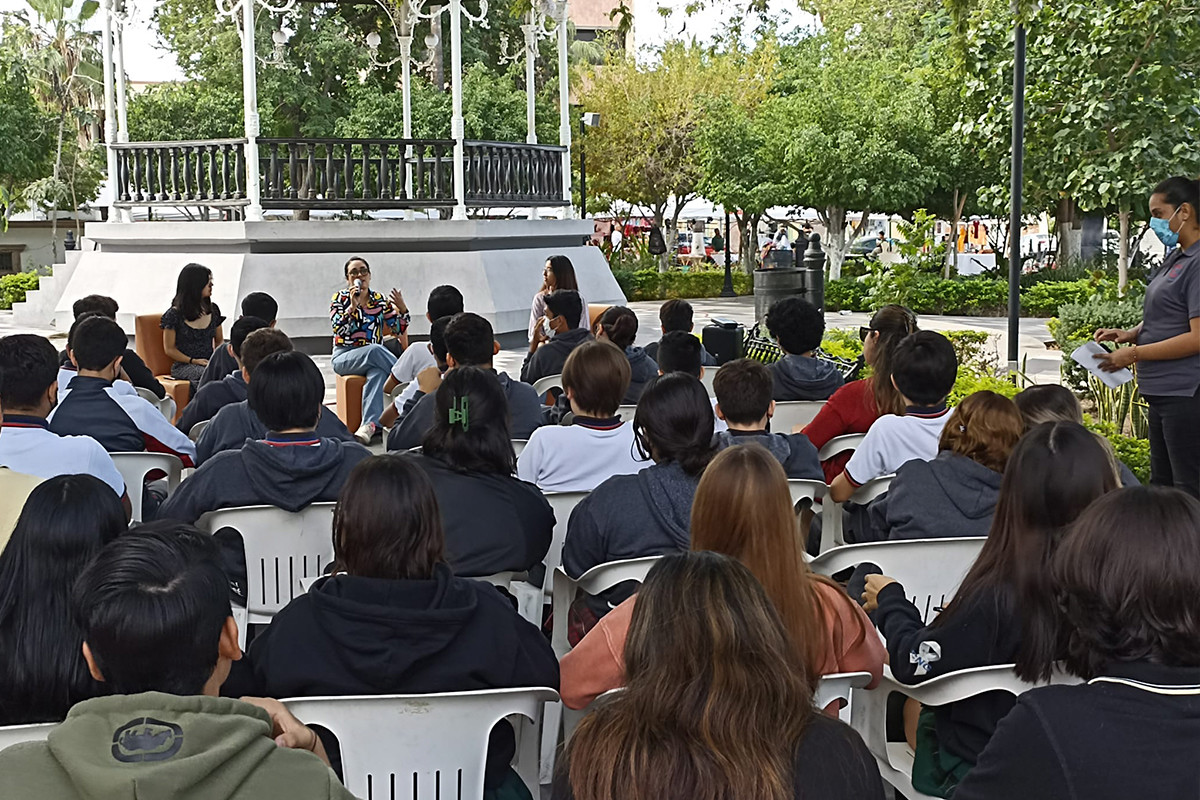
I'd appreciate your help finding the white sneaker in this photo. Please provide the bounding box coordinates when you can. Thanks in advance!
[354,421,377,445]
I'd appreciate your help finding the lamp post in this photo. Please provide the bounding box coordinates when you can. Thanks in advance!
[1007,8,1027,376]
[578,112,599,218]
[720,210,736,297]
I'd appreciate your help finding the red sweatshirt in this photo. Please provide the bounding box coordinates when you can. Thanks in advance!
[802,378,880,483]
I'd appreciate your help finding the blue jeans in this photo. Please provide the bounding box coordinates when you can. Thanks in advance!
[332,344,397,427]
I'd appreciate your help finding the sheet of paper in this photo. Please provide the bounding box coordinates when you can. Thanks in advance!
[1070,341,1134,389]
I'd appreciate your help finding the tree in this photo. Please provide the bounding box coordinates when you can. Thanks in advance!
[0,51,55,225]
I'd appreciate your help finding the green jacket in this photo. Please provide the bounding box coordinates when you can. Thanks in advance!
[0,692,359,800]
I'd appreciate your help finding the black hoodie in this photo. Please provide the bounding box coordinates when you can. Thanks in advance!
[769,354,845,401]
[237,566,559,787]
[520,328,594,386]
[867,451,1002,541]
[622,346,659,404]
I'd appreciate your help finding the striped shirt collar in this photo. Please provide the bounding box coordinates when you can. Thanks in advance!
[905,403,950,419]
[573,416,623,431]
[1,414,50,430]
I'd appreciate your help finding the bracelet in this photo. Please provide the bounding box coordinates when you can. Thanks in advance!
[1131,344,1138,363]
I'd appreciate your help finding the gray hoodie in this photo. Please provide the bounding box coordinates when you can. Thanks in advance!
[623,346,659,404]
[868,451,1002,541]
[713,429,823,480]
[769,354,845,401]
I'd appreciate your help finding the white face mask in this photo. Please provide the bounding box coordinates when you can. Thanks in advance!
[542,318,555,338]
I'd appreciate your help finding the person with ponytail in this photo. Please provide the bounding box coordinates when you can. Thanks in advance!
[557,552,884,800]
[592,306,658,403]
[1094,176,1200,498]
[803,304,918,482]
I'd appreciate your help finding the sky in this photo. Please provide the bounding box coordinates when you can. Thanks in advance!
[0,0,816,82]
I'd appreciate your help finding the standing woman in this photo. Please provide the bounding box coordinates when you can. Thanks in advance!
[160,263,225,393]
[529,255,587,341]
[330,256,410,444]
[1095,176,1200,498]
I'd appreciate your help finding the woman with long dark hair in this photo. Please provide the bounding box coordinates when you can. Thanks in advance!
[803,304,918,481]
[560,444,883,711]
[1014,384,1140,486]
[413,366,553,577]
[0,475,126,724]
[956,487,1200,799]
[528,255,587,341]
[558,551,884,800]
[1094,176,1200,498]
[160,263,225,390]
[243,454,557,799]
[592,305,657,403]
[862,422,1119,796]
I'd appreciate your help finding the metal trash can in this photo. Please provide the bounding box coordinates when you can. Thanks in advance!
[754,267,805,322]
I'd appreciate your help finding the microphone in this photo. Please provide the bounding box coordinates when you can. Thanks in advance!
[353,279,363,291]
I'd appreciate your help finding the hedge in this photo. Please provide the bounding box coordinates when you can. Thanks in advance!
[821,275,1127,317]
[0,272,39,310]
[613,268,753,301]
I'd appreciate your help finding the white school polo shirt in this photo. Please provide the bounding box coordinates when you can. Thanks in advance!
[0,416,126,497]
[517,418,650,493]
[390,343,437,385]
[844,406,952,487]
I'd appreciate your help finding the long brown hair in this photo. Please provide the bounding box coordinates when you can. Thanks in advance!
[866,304,918,417]
[933,422,1119,681]
[691,444,868,691]
[566,551,811,800]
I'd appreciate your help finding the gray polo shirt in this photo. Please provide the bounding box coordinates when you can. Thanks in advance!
[1138,239,1200,397]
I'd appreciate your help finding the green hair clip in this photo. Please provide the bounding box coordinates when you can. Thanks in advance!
[449,396,470,432]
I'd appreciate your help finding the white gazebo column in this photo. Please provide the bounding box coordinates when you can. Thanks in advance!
[555,0,571,217]
[101,0,119,220]
[399,31,416,220]
[523,17,539,219]
[449,0,468,220]
[114,4,132,221]
[239,0,264,221]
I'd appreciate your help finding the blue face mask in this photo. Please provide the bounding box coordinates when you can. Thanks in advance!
[1150,208,1181,248]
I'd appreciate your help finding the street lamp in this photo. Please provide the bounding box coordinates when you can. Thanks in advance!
[578,112,600,218]
[720,210,736,297]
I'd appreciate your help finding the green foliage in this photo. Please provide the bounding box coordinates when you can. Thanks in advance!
[895,209,947,274]
[823,277,871,312]
[612,268,752,301]
[0,271,40,309]
[819,328,863,362]
[948,367,1019,406]
[0,52,54,219]
[1021,280,1097,316]
[127,81,243,141]
[1084,418,1151,483]
[1050,295,1144,393]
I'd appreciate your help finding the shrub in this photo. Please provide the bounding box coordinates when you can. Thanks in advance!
[1050,297,1144,392]
[1022,280,1095,316]
[0,272,39,310]
[820,328,863,361]
[948,366,1020,406]
[1085,418,1151,484]
[825,278,870,312]
[612,268,753,302]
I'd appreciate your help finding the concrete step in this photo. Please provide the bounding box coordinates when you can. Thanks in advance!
[10,250,83,329]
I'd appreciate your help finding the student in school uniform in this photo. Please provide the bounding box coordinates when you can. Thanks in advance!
[592,306,658,405]
[49,315,196,468]
[198,292,279,387]
[194,329,352,466]
[381,316,451,437]
[60,295,166,400]
[0,335,129,517]
[57,312,143,405]
[520,290,594,387]
[653,330,727,433]
[383,284,464,393]
[176,316,270,435]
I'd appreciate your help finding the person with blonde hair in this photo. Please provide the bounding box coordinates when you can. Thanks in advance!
[559,443,884,711]
[1014,384,1140,486]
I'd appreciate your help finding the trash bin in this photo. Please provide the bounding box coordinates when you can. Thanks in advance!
[753,267,805,322]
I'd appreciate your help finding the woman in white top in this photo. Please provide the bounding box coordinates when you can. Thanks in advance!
[517,340,649,492]
[528,255,588,342]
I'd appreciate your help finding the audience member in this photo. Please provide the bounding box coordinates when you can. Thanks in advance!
[529,255,587,342]
[194,329,352,466]
[160,263,225,392]
[0,335,128,511]
[240,455,558,795]
[592,306,658,404]
[49,315,196,467]
[866,391,1023,541]
[563,373,717,620]
[65,295,165,399]
[712,359,822,479]
[329,256,408,444]
[653,330,727,433]
[517,341,650,492]
[1014,384,1140,486]
[177,315,270,434]
[199,292,279,386]
[765,297,844,401]
[956,486,1200,800]
[0,525,354,798]
[560,444,883,711]
[381,315,451,434]
[384,284,464,391]
[388,313,543,450]
[804,305,917,481]
[0,399,41,550]
[520,289,593,386]
[828,330,958,503]
[159,351,370,597]
[558,551,885,800]
[407,367,553,577]
[643,299,716,365]
[862,422,1118,796]
[59,312,141,403]
[0,475,125,724]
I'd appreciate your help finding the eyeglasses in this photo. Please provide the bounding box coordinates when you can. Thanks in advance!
[347,267,370,276]
[859,326,873,341]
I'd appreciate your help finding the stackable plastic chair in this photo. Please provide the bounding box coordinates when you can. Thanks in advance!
[135,386,177,422]
[615,405,638,423]
[283,688,559,800]
[814,671,875,717]
[187,419,210,443]
[471,572,540,626]
[699,365,721,396]
[531,374,563,399]
[771,401,827,433]
[0,721,56,752]
[109,452,184,523]
[511,439,528,459]
[817,433,866,462]
[539,491,590,599]
[819,473,895,554]
[197,503,336,647]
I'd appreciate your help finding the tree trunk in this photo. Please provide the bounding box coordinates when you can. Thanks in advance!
[1117,203,1130,296]
[652,202,668,273]
[825,205,848,280]
[945,188,967,279]
[1056,197,1081,266]
[741,213,761,275]
[50,111,65,264]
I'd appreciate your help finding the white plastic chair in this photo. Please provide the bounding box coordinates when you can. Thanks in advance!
[387,381,410,406]
[471,572,540,626]
[810,536,985,623]
[511,439,527,459]
[699,365,721,396]
[109,452,184,523]
[848,665,1080,799]
[814,671,874,715]
[135,386,176,421]
[539,491,590,598]
[0,721,56,752]
[283,688,559,800]
[771,401,827,433]
[197,503,336,647]
[817,433,866,462]
[819,473,895,554]
[187,418,210,443]
[615,404,638,423]
[531,374,563,398]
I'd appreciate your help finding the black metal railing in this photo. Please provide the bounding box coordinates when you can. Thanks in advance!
[108,137,568,211]
[112,139,248,207]
[464,141,567,206]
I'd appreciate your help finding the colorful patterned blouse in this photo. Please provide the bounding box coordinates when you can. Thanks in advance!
[330,289,409,348]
